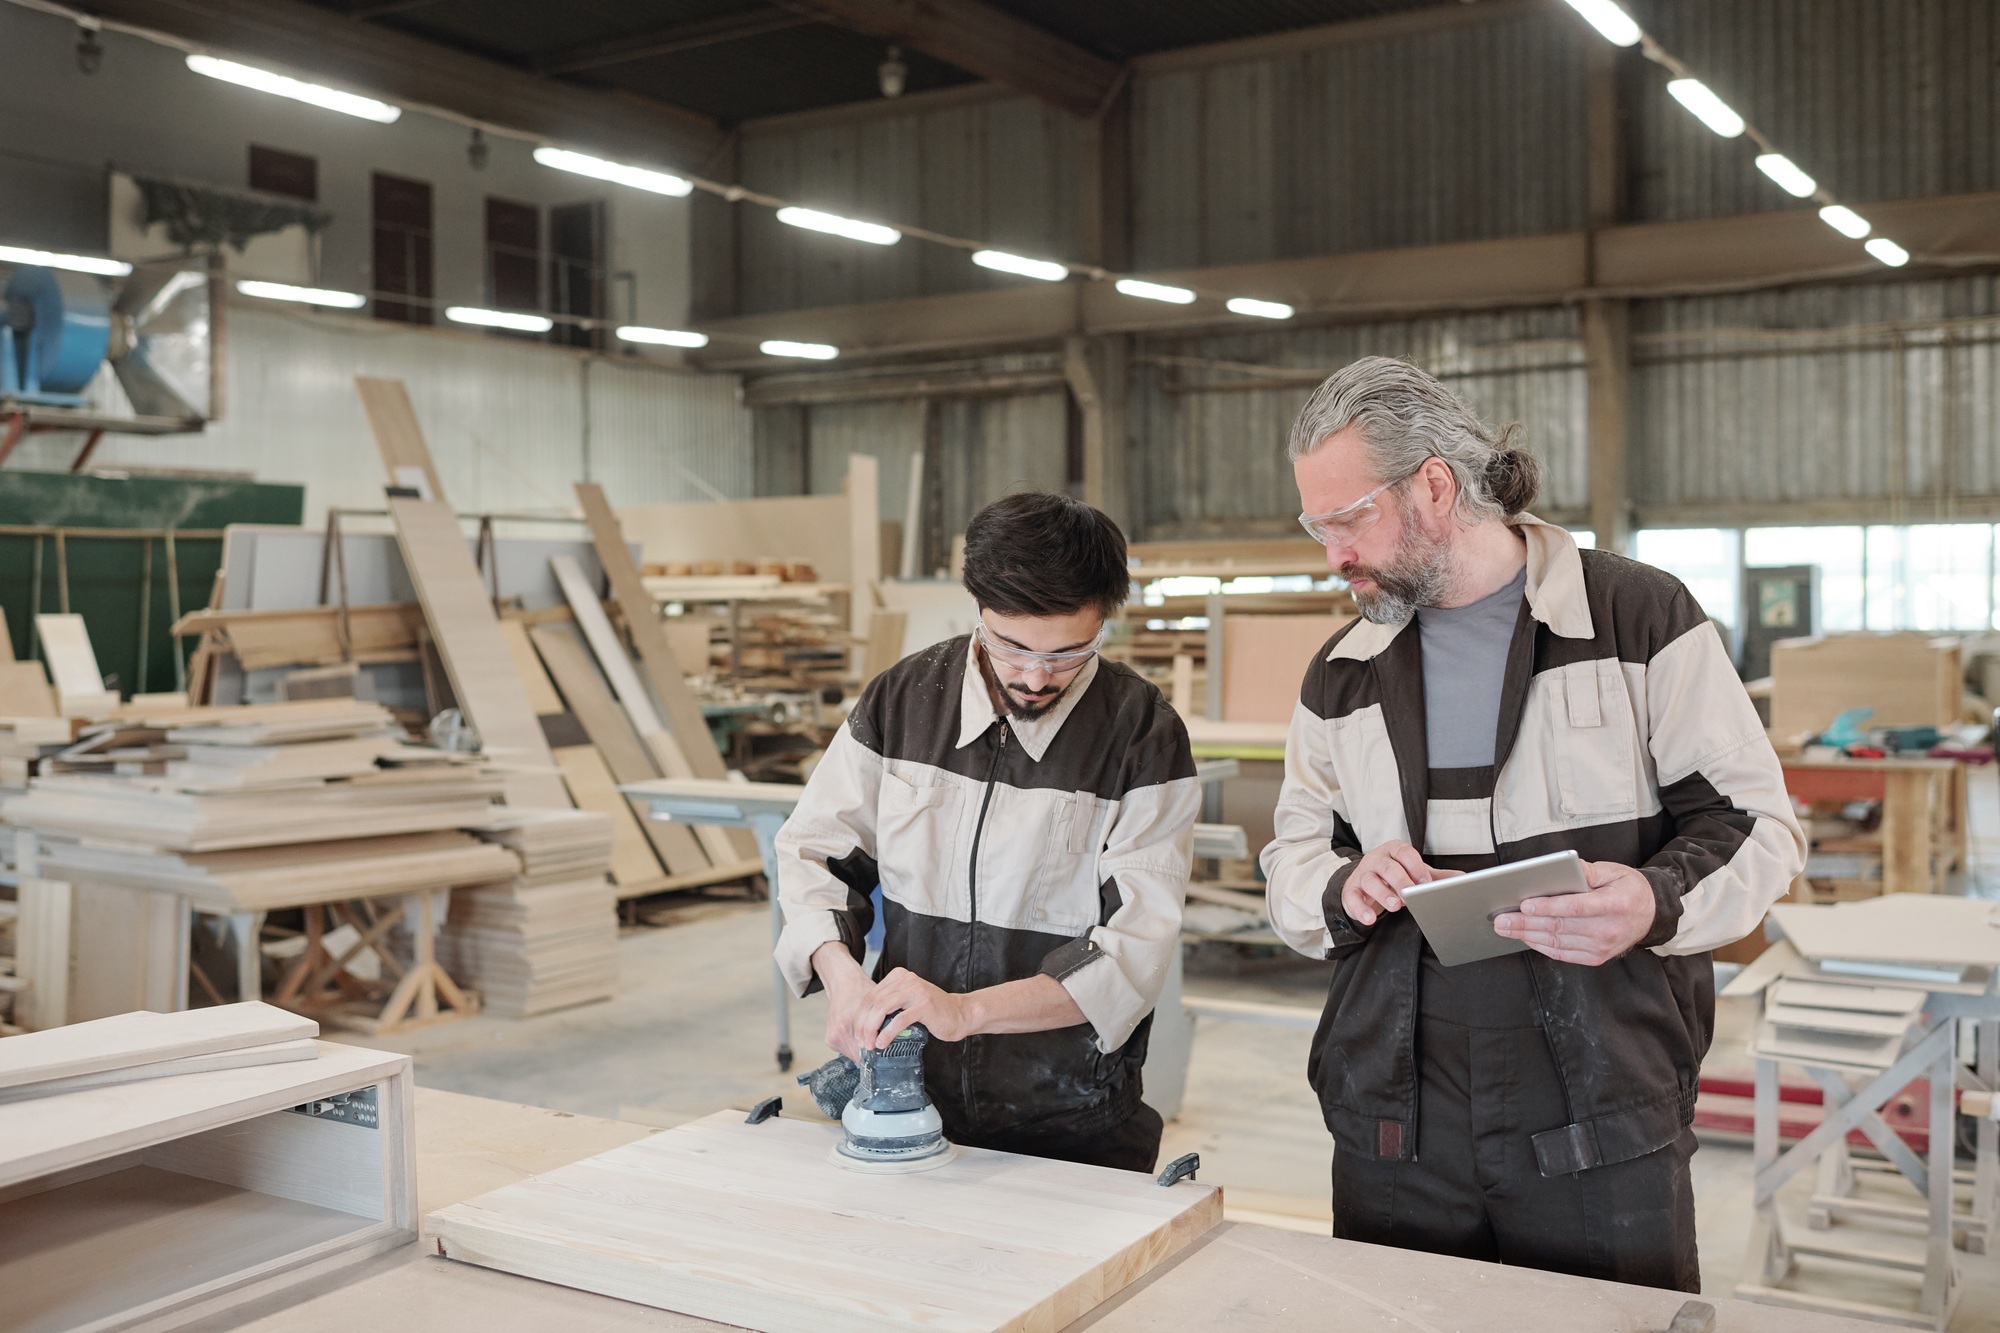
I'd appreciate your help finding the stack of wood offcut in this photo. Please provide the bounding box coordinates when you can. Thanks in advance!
[437,809,619,1017]
[4,699,513,913]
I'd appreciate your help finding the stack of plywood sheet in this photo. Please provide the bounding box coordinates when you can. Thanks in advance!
[438,809,618,1017]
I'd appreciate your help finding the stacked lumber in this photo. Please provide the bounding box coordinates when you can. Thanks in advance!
[0,1001,316,1103]
[437,809,619,1016]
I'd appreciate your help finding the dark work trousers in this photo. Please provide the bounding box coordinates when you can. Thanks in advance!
[960,1101,1164,1174]
[1331,952,1701,1292]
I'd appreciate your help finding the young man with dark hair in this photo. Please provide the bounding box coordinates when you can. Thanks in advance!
[774,491,1199,1171]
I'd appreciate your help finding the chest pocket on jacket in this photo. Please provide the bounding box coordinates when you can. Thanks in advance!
[877,769,962,903]
[1031,792,1109,933]
[1551,661,1638,819]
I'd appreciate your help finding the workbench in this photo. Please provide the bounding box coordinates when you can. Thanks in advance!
[205,1088,1882,1332]
[1782,757,1968,896]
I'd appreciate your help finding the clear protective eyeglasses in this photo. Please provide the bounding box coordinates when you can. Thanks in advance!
[1297,475,1409,547]
[976,622,1104,673]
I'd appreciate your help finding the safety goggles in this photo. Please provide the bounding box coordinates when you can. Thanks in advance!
[1297,476,1407,547]
[976,623,1104,673]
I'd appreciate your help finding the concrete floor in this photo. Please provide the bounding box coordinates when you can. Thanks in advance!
[350,768,2000,1327]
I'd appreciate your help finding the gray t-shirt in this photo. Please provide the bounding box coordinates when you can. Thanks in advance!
[1416,565,1527,768]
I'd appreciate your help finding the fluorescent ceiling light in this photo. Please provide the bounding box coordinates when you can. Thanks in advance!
[761,340,838,360]
[1227,297,1294,320]
[1819,205,1871,239]
[972,250,1068,282]
[1115,278,1197,305]
[618,325,709,348]
[1560,0,1642,47]
[237,279,364,309]
[1665,79,1745,138]
[533,147,691,197]
[446,306,554,333]
[775,207,899,246]
[0,244,131,277]
[1864,237,1910,267]
[186,54,400,123]
[1754,153,1817,199]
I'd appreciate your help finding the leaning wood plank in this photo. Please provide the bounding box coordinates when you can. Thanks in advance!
[13,878,71,1031]
[550,555,736,866]
[574,484,759,861]
[531,622,706,875]
[429,1110,1221,1333]
[0,661,56,717]
[34,614,103,702]
[553,746,668,888]
[0,1002,316,1092]
[389,499,569,810]
[497,619,566,717]
[356,376,445,503]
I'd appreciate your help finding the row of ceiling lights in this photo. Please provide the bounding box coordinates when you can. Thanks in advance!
[12,14,1915,359]
[1562,0,1911,268]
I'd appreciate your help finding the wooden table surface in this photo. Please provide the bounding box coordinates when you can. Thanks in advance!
[195,1088,1883,1333]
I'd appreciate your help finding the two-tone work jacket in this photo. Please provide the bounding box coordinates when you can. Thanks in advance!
[775,635,1200,1145]
[1261,516,1806,1176]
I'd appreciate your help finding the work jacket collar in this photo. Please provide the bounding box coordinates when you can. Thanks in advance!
[1326,512,1593,663]
[953,634,1100,762]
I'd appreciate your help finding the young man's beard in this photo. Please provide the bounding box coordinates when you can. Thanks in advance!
[976,645,1072,720]
[1343,504,1455,626]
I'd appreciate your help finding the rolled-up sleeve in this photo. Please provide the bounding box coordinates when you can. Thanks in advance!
[773,723,883,997]
[1039,706,1199,1053]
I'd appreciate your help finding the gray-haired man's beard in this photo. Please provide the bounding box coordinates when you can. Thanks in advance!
[1344,526,1454,625]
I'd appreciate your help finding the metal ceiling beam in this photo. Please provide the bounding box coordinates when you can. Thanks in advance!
[345,0,442,20]
[792,0,1121,118]
[80,0,725,170]
[534,9,817,76]
[692,190,2000,364]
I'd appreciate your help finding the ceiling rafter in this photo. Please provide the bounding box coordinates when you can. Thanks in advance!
[534,8,817,77]
[793,0,1121,117]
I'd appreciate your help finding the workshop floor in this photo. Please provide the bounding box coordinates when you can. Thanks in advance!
[355,765,2000,1326]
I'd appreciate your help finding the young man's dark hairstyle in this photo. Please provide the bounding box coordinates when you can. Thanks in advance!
[961,491,1130,619]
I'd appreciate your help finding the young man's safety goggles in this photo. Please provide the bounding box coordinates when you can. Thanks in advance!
[976,623,1104,672]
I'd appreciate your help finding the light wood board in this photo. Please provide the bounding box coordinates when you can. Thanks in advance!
[549,554,737,867]
[532,622,705,875]
[0,1039,318,1103]
[1770,895,2000,968]
[34,614,103,702]
[553,746,669,888]
[0,661,55,717]
[498,619,566,717]
[1221,614,1346,724]
[574,485,757,862]
[428,1110,1220,1333]
[388,499,569,809]
[1769,632,1962,741]
[0,1002,316,1092]
[357,376,445,503]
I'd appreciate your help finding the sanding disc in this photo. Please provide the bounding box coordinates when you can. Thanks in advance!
[829,1142,958,1174]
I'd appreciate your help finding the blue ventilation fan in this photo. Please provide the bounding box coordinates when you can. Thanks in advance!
[1,263,211,420]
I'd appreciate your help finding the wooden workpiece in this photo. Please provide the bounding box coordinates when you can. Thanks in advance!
[430,1110,1221,1332]
[210,1091,1881,1333]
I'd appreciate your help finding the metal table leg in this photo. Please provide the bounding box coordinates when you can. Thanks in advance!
[751,811,792,1072]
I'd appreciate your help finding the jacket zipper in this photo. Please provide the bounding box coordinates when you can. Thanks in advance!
[961,721,1008,1119]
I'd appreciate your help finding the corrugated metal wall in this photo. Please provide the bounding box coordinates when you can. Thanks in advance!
[1129,308,1588,539]
[1130,8,1590,269]
[1631,0,2000,223]
[738,96,1086,313]
[1634,274,2000,514]
[14,304,754,525]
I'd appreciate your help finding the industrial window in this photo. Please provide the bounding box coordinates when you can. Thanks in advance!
[248,145,317,202]
[371,172,433,325]
[547,199,604,350]
[1633,529,1742,630]
[484,197,541,321]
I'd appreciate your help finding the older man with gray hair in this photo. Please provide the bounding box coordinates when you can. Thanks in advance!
[1262,356,1803,1290]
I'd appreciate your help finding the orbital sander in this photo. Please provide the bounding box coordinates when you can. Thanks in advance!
[798,1021,955,1171]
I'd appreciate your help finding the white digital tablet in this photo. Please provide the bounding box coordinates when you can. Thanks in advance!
[1400,850,1591,966]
